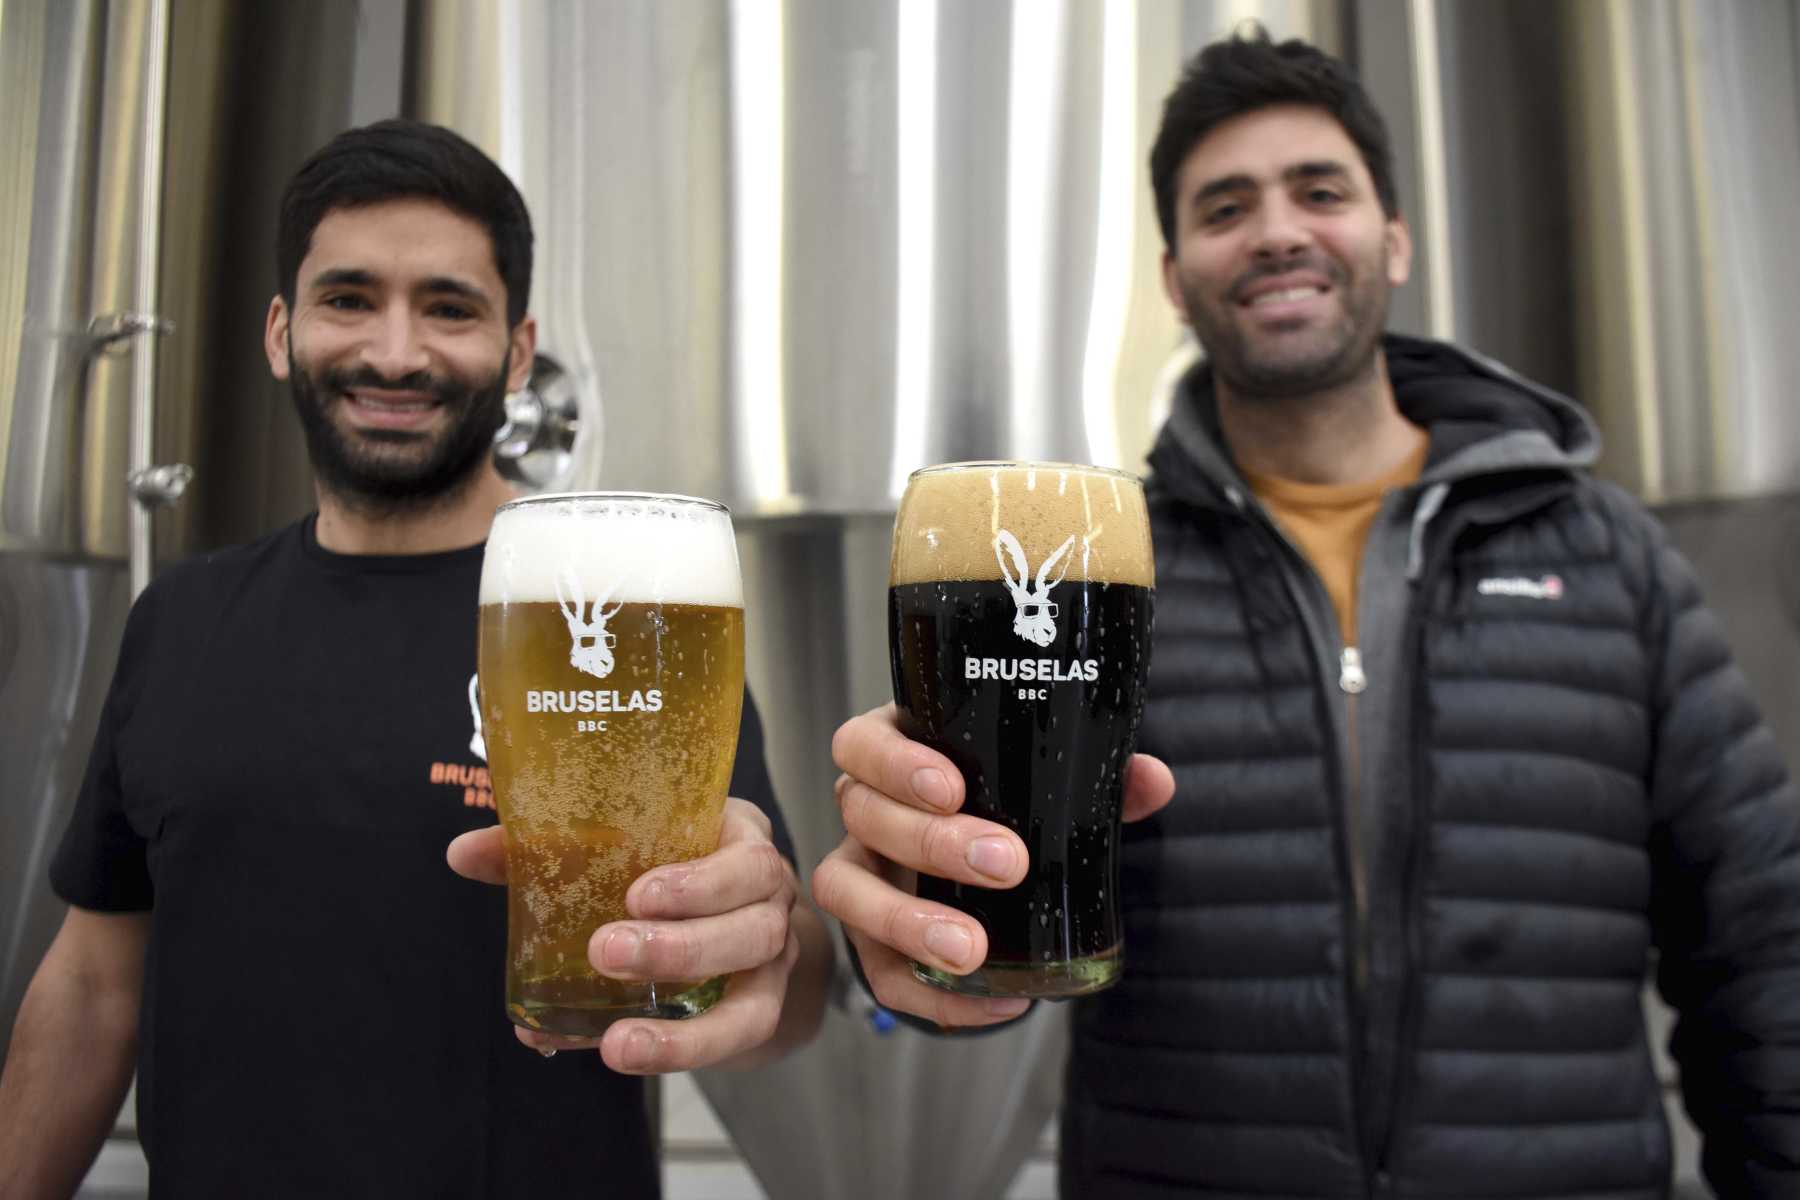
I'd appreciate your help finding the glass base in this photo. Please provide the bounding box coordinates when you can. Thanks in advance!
[912,946,1121,999]
[507,975,726,1037]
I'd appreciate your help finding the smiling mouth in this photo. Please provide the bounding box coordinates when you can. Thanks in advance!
[345,391,438,412]
[1245,284,1328,308]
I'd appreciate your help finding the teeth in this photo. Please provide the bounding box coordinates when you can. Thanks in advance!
[1250,286,1323,307]
[351,394,431,412]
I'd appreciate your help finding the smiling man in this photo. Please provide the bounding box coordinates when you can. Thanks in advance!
[276,206,521,525]
[0,121,829,1199]
[815,28,1800,1198]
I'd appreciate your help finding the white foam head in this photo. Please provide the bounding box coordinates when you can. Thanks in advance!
[480,492,743,607]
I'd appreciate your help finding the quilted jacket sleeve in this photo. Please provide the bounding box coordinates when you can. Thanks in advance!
[1637,501,1800,1194]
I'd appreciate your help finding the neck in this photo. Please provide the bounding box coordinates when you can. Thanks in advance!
[1216,350,1425,486]
[313,464,518,555]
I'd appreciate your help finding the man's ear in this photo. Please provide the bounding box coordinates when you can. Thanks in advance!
[1160,251,1193,326]
[506,315,538,393]
[264,295,292,381]
[1385,214,1413,288]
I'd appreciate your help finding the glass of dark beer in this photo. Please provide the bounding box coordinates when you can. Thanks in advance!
[479,492,746,1035]
[889,461,1154,998]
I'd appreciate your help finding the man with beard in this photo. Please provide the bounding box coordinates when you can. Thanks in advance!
[0,120,830,1198]
[813,28,1800,1198]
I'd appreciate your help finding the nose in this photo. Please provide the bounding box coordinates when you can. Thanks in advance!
[358,304,431,380]
[1247,193,1313,263]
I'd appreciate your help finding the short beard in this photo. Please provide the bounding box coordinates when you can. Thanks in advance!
[288,348,509,516]
[1185,252,1389,403]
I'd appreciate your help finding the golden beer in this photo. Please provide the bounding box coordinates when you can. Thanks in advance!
[478,493,745,1036]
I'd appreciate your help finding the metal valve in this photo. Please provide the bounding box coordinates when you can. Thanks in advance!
[127,463,194,508]
[493,352,581,488]
[86,311,175,358]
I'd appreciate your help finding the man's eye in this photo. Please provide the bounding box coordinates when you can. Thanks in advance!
[323,294,370,311]
[1202,203,1241,225]
[1307,188,1345,205]
[430,304,475,321]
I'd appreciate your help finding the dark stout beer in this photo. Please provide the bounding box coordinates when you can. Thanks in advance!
[889,462,1153,997]
[480,493,744,1036]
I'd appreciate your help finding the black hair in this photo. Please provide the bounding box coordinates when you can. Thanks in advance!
[276,119,534,327]
[1149,25,1399,251]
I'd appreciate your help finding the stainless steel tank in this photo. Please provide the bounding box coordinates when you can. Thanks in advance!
[8,2,1796,1197]
[405,3,1340,1196]
[0,0,371,1167]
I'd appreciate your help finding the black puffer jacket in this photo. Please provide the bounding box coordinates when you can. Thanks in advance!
[1060,336,1800,1198]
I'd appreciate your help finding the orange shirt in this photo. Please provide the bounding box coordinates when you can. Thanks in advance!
[1242,441,1428,646]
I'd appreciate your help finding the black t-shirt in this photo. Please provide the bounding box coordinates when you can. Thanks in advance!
[50,516,792,1199]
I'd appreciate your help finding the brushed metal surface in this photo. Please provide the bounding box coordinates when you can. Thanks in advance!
[1562,0,1800,504]
[0,0,107,553]
[0,556,132,1055]
[124,0,171,597]
[152,0,365,558]
[405,0,1343,520]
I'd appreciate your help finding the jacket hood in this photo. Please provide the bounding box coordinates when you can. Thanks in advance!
[1148,333,1600,508]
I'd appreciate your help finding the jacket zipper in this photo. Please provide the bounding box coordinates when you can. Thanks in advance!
[1229,504,1375,1180]
[1369,514,1462,1183]
[1366,602,1429,1186]
[1340,647,1369,1006]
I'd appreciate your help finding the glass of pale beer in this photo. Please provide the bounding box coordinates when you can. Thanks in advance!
[479,492,745,1035]
[890,462,1154,998]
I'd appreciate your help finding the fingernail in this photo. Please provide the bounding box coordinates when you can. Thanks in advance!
[639,878,669,912]
[922,920,974,968]
[619,1027,656,1072]
[602,927,643,970]
[985,999,1030,1019]
[538,1047,558,1059]
[966,837,1015,880]
[911,768,952,809]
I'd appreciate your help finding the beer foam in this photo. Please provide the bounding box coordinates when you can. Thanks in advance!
[890,463,1154,588]
[481,493,744,607]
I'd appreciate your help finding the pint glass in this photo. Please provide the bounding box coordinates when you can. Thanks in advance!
[890,462,1154,998]
[479,492,745,1035]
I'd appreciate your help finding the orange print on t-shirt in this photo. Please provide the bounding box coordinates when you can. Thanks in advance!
[429,761,494,810]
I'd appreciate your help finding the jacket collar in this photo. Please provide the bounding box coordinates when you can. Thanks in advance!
[1147,333,1599,513]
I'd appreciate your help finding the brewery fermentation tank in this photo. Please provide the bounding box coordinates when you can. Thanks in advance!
[5,2,1798,1197]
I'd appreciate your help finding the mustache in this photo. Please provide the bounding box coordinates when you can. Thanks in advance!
[321,365,463,403]
[1227,253,1344,304]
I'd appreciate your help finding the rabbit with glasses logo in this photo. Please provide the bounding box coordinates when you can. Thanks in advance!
[995,530,1077,648]
[556,569,623,679]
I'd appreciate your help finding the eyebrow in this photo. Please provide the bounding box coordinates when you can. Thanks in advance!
[1193,160,1354,204]
[307,268,493,308]
[308,267,377,291]
[418,276,492,307]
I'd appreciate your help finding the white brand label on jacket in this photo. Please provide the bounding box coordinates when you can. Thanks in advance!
[1477,574,1564,600]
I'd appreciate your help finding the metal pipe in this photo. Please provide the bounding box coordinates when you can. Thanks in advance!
[1406,0,1456,341]
[128,0,171,597]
